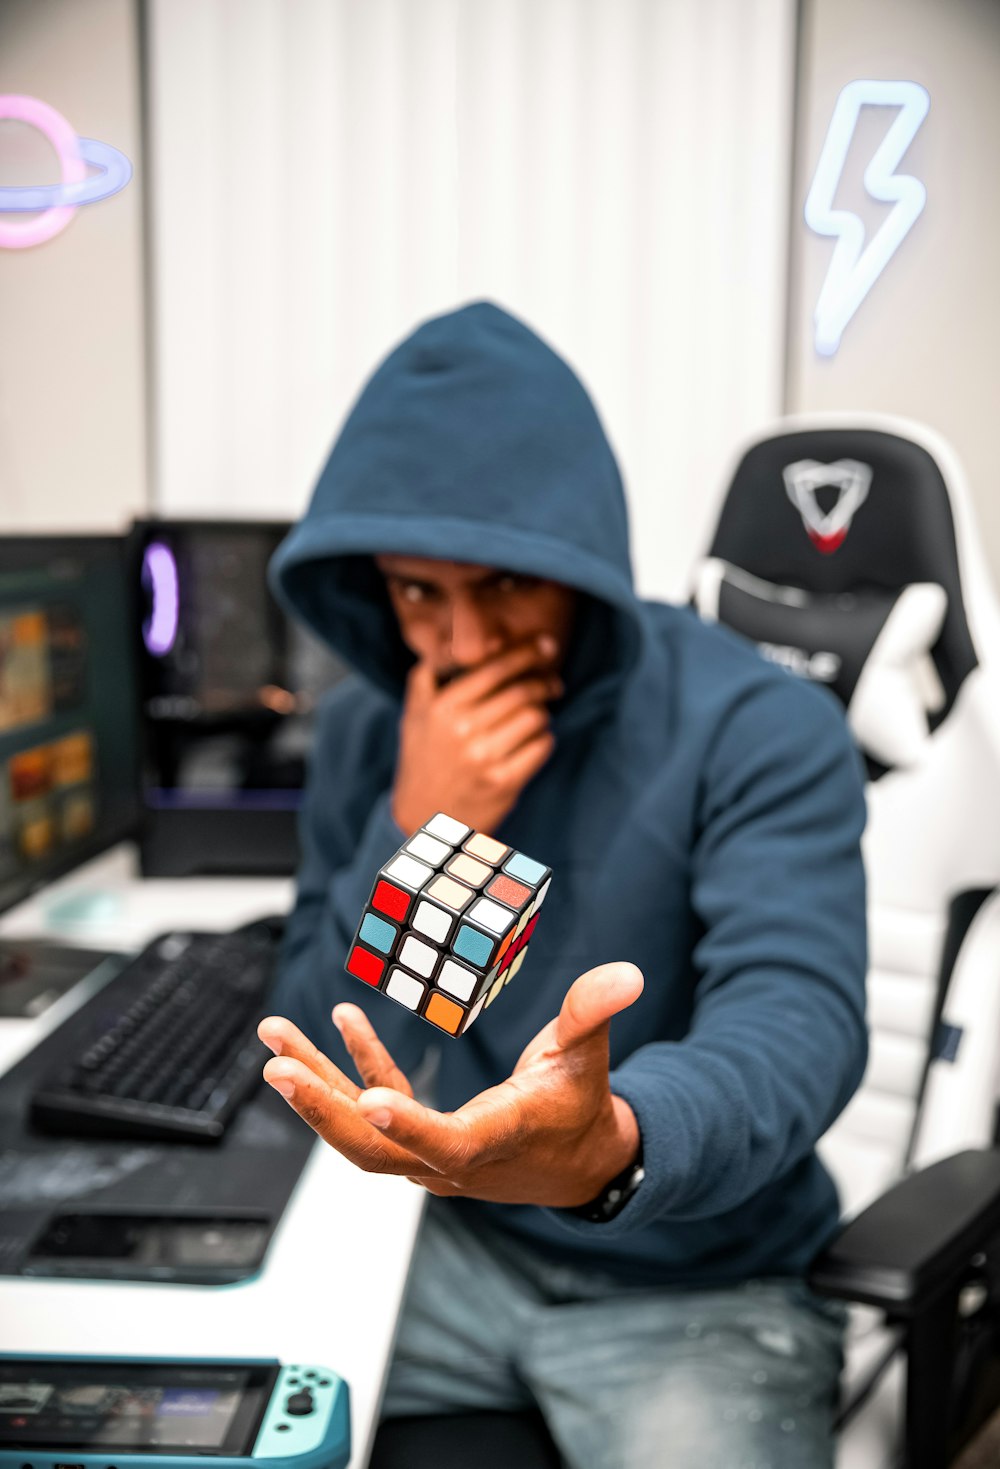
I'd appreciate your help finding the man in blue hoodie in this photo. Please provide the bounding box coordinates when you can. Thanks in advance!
[260,302,868,1468]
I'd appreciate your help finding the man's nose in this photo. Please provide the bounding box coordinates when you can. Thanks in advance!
[448,595,503,668]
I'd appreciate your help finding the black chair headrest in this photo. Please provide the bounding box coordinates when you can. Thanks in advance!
[707,427,978,722]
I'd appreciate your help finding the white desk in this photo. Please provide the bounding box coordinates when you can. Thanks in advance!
[0,843,425,1469]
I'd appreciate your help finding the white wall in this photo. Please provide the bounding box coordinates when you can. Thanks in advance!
[147,0,797,601]
[787,0,1000,589]
[0,0,147,531]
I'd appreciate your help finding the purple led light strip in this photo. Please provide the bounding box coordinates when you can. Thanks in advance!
[142,542,179,657]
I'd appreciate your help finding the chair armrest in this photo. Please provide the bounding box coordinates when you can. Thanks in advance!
[808,1148,1000,1316]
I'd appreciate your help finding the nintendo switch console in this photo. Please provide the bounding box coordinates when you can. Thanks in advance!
[0,1358,349,1469]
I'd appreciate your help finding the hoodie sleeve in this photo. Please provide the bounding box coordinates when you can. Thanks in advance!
[268,685,438,1080]
[549,674,868,1238]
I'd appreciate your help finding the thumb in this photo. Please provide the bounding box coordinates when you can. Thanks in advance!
[554,962,644,1052]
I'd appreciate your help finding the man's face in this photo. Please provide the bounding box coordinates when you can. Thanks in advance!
[375,555,578,686]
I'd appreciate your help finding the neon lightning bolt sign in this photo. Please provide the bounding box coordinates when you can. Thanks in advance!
[805,80,930,356]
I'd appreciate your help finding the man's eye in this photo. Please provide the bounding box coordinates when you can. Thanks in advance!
[402,584,425,603]
[496,574,536,594]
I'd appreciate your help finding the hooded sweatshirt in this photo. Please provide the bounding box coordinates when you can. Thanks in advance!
[269,301,868,1286]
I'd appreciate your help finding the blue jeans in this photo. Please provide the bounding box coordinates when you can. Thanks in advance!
[380,1198,845,1469]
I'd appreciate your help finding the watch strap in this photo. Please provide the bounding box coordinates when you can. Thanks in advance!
[565,1140,644,1223]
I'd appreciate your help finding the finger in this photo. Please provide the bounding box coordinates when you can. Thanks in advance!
[444,637,557,707]
[471,675,563,733]
[332,1003,415,1098]
[357,1086,480,1176]
[467,704,551,767]
[258,1016,361,1099]
[262,1057,430,1175]
[492,729,556,790]
[554,963,645,1051]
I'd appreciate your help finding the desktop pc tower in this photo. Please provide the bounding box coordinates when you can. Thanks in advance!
[130,521,347,878]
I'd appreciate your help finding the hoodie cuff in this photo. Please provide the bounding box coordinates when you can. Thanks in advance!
[542,1060,688,1239]
[328,791,407,930]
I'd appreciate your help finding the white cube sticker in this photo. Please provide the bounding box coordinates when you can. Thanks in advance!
[386,968,425,1010]
[384,853,434,890]
[406,832,452,866]
[437,958,477,1002]
[425,812,472,845]
[468,897,515,936]
[399,934,437,979]
[412,900,453,944]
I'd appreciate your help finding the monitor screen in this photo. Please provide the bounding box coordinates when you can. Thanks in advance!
[132,522,347,818]
[0,536,140,917]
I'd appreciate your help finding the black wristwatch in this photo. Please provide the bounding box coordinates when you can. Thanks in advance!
[566,1139,644,1223]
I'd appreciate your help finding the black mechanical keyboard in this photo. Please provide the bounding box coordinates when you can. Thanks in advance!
[28,924,282,1144]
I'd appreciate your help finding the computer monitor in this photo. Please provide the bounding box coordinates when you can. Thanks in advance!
[0,535,140,918]
[131,521,347,877]
[0,535,139,1015]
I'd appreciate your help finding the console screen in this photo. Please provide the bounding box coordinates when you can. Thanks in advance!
[0,1362,278,1455]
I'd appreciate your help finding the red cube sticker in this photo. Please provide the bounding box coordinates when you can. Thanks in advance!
[347,945,385,986]
[372,880,412,922]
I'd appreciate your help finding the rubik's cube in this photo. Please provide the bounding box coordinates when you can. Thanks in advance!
[345,812,551,1036]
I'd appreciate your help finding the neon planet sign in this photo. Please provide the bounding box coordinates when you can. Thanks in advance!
[0,94,132,249]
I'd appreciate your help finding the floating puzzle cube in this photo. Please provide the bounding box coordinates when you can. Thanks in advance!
[345,812,552,1036]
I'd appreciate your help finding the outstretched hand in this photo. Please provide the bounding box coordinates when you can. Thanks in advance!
[257,961,644,1208]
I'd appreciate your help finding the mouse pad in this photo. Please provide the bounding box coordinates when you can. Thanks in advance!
[0,988,315,1285]
[0,944,119,1020]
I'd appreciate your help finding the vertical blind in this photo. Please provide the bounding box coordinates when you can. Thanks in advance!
[147,0,795,598]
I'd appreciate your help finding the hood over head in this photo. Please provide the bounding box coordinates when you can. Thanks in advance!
[270,301,643,726]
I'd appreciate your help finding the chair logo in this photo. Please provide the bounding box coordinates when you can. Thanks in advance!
[782,459,873,554]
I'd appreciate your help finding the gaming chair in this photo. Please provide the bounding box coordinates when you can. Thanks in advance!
[693,413,1000,1469]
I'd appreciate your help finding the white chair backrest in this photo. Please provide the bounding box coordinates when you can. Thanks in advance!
[693,413,1000,1220]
